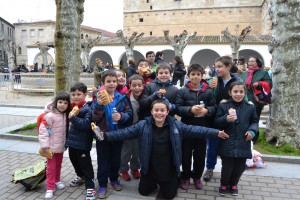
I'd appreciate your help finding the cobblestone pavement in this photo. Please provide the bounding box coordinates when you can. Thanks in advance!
[1,149,300,200]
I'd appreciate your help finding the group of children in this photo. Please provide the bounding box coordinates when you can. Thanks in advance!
[38,56,258,199]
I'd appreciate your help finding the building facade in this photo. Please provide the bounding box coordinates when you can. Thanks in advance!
[0,17,15,68]
[123,0,271,37]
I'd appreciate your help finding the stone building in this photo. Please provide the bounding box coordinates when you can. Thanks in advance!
[13,20,115,68]
[123,0,271,37]
[0,17,15,68]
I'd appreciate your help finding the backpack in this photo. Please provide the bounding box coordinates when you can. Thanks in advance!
[11,161,46,191]
[37,113,52,135]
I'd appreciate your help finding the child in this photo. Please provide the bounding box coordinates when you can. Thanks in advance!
[175,64,216,190]
[215,81,258,196]
[38,92,71,199]
[139,62,178,119]
[119,74,144,181]
[65,82,96,199]
[116,69,129,94]
[91,70,132,199]
[203,56,241,182]
[97,99,228,199]
[136,59,154,85]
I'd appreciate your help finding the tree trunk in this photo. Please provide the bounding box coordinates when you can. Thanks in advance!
[54,0,84,93]
[265,0,300,148]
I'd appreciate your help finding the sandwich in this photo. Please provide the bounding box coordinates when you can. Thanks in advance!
[98,90,113,105]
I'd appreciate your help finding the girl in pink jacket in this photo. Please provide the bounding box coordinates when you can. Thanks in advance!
[38,92,71,199]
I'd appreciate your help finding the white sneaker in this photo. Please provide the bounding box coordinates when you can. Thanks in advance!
[70,176,85,187]
[45,190,54,199]
[55,182,65,190]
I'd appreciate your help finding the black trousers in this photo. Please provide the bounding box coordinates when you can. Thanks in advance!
[220,156,246,187]
[172,75,185,87]
[181,138,206,179]
[138,173,179,199]
[68,147,95,189]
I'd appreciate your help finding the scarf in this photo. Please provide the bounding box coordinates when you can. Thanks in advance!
[245,66,260,88]
[71,100,86,109]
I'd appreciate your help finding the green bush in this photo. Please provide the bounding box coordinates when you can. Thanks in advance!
[19,123,37,131]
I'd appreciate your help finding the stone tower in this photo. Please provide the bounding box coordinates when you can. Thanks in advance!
[123,0,270,36]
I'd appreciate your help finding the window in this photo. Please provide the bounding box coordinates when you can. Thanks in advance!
[146,0,149,2]
[0,50,2,60]
[139,18,144,22]
[150,6,152,10]
[7,27,9,35]
[30,29,35,37]
[3,51,5,60]
[38,29,44,37]
[22,30,27,37]
[1,24,4,32]
[18,47,22,54]
[81,33,84,39]
[150,31,152,36]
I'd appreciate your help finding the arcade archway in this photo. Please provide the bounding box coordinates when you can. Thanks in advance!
[89,50,113,68]
[119,50,144,69]
[190,49,220,68]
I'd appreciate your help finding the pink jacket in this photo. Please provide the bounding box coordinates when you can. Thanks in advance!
[38,102,67,153]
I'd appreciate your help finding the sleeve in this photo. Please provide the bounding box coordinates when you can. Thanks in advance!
[38,115,52,148]
[206,90,217,118]
[70,108,92,131]
[179,121,219,139]
[105,121,142,140]
[118,98,132,124]
[175,89,193,117]
[91,100,105,125]
[214,104,231,129]
[139,84,159,111]
[248,106,259,134]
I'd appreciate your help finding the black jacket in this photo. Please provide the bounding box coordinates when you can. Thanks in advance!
[176,81,216,127]
[215,99,258,158]
[66,102,94,151]
[139,79,178,119]
[105,115,220,176]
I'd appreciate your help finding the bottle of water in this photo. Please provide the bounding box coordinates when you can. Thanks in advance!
[195,101,205,117]
[112,107,118,124]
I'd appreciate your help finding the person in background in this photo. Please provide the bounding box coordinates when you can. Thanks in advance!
[146,51,158,72]
[155,51,164,64]
[237,56,248,77]
[126,59,138,83]
[171,56,186,87]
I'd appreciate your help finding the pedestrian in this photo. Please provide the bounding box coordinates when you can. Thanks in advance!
[65,82,96,200]
[203,56,241,182]
[176,64,216,190]
[119,74,144,181]
[215,81,258,196]
[97,99,229,199]
[38,92,71,199]
[91,70,132,199]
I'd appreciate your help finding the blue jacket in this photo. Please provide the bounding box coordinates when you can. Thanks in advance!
[65,102,94,151]
[215,99,259,158]
[104,115,219,176]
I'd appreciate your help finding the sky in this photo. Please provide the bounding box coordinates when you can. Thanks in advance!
[0,0,123,33]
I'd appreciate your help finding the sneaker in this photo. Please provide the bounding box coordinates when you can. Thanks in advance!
[98,187,107,199]
[203,169,213,182]
[70,176,85,187]
[111,180,122,191]
[86,188,96,200]
[180,179,190,190]
[45,190,54,199]
[218,186,227,196]
[55,182,65,190]
[193,179,203,190]
[231,186,239,196]
[130,169,141,179]
[119,171,131,181]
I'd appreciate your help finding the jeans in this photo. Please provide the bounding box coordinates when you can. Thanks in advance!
[205,138,219,169]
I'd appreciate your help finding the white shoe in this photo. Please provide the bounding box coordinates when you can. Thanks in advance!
[55,182,65,190]
[45,190,54,199]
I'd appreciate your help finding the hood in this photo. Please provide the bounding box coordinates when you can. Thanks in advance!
[44,102,60,114]
[152,78,173,86]
[186,80,209,92]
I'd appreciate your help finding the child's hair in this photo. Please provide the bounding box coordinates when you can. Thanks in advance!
[70,82,87,93]
[137,59,148,67]
[156,62,172,74]
[229,81,246,92]
[151,99,170,112]
[173,56,183,65]
[128,74,144,85]
[101,70,117,83]
[187,63,204,76]
[115,69,125,76]
[128,59,135,66]
[249,56,263,68]
[146,51,155,57]
[215,56,232,67]
[52,92,71,113]
[155,51,163,58]
[238,56,246,64]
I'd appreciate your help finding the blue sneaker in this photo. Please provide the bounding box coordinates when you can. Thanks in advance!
[98,187,107,199]
[111,180,122,191]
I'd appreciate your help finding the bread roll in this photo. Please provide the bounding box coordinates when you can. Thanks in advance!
[98,90,113,105]
[158,89,166,94]
[39,148,53,159]
[71,105,80,115]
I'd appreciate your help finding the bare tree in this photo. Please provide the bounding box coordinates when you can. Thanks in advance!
[221,26,252,59]
[116,30,144,61]
[265,0,300,148]
[163,30,197,59]
[54,0,84,93]
[36,41,50,70]
[81,34,102,71]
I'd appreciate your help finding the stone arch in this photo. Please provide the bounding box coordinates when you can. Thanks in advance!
[119,50,144,69]
[190,49,220,68]
[239,49,265,66]
[33,52,54,69]
[161,49,175,63]
[89,50,113,68]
